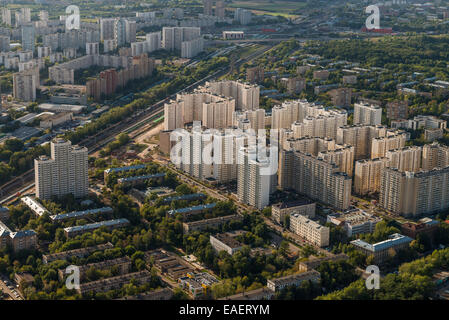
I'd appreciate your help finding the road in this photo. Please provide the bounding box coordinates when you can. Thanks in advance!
[0,44,272,204]
[156,159,332,256]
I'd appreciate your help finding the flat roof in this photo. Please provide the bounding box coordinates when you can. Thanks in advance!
[50,207,113,221]
[64,218,129,233]
[168,203,216,215]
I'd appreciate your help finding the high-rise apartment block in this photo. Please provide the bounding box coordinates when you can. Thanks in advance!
[0,35,10,52]
[353,102,382,126]
[205,80,260,111]
[100,18,116,41]
[35,138,88,200]
[279,150,352,210]
[272,100,347,140]
[21,24,35,52]
[204,0,213,15]
[162,27,201,51]
[13,68,39,101]
[234,8,252,25]
[215,1,225,18]
[86,42,100,55]
[354,158,390,195]
[164,90,235,131]
[237,147,272,210]
[1,8,11,26]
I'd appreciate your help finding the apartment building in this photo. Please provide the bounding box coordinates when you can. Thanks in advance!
[178,272,218,299]
[100,18,116,41]
[237,146,272,210]
[210,233,244,255]
[78,270,152,295]
[386,101,409,120]
[0,226,37,252]
[164,90,235,130]
[245,66,264,83]
[1,8,11,26]
[64,219,130,238]
[289,213,329,247]
[181,37,204,58]
[298,253,349,272]
[0,35,10,52]
[272,100,347,134]
[384,146,420,172]
[327,209,382,237]
[271,198,316,224]
[233,109,265,131]
[205,80,259,111]
[353,102,382,126]
[336,125,402,160]
[21,24,35,52]
[43,242,114,264]
[371,133,407,159]
[13,67,39,101]
[58,257,131,282]
[279,150,352,210]
[354,158,390,195]
[267,271,321,292]
[35,138,88,200]
[380,167,449,217]
[328,87,352,107]
[183,214,243,234]
[162,27,201,52]
[350,233,412,264]
[234,8,252,25]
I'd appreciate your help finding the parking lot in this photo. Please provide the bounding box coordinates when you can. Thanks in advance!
[0,275,22,300]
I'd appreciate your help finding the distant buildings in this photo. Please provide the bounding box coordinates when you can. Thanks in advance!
[222,31,244,40]
[13,67,39,101]
[246,66,264,84]
[35,138,88,200]
[21,24,35,52]
[162,27,203,58]
[234,8,252,25]
[350,233,412,264]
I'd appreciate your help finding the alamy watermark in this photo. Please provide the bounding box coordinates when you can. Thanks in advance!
[365,265,380,290]
[65,5,80,31]
[365,5,380,30]
[65,265,80,290]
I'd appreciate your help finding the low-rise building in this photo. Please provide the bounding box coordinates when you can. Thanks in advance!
[401,218,439,240]
[182,214,243,234]
[350,233,413,264]
[178,272,219,299]
[271,198,316,224]
[327,209,382,237]
[78,270,152,295]
[210,233,244,255]
[298,253,349,272]
[64,219,129,238]
[42,242,114,264]
[267,271,321,292]
[289,214,329,247]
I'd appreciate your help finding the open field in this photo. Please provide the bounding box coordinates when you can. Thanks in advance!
[229,0,306,18]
